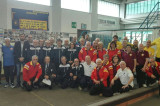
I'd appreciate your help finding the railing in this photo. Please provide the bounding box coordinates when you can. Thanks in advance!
[139,2,160,29]
[135,2,160,43]
[78,2,160,43]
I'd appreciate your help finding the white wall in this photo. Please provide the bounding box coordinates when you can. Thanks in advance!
[61,9,91,33]
[98,15,121,30]
[0,0,7,29]
[0,0,122,36]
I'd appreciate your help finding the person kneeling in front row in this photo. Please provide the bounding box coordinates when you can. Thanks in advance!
[146,58,160,87]
[57,56,72,89]
[22,55,42,91]
[40,56,57,89]
[70,58,84,88]
[111,61,134,94]
[90,58,113,97]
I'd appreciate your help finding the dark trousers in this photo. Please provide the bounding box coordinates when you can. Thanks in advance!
[16,62,25,85]
[90,83,113,97]
[23,77,40,91]
[156,57,160,62]
[56,75,70,89]
[112,80,132,93]
[80,76,93,89]
[3,66,14,84]
[0,62,2,83]
[70,77,81,88]
[147,71,160,86]
[136,65,146,88]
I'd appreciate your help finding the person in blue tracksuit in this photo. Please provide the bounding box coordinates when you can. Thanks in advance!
[65,42,78,65]
[2,38,15,88]
[52,39,66,69]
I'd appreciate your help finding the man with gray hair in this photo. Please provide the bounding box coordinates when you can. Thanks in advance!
[121,40,128,53]
[22,55,42,91]
[49,37,55,48]
[95,38,100,43]
[111,61,134,93]
[2,38,15,88]
[64,39,69,49]
[26,39,41,63]
[78,41,97,62]
[77,38,85,53]
[42,40,53,63]
[80,55,96,91]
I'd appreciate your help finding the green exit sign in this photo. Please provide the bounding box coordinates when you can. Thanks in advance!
[72,22,77,28]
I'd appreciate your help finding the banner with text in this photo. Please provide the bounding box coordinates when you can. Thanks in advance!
[12,8,49,30]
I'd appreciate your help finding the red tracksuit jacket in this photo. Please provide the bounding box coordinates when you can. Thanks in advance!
[23,61,42,82]
[78,47,97,62]
[91,66,109,87]
[103,61,114,82]
[107,48,121,62]
[97,49,107,60]
[146,62,160,81]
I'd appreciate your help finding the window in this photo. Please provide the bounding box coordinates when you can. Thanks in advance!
[61,0,90,13]
[125,31,152,43]
[126,0,160,17]
[98,0,119,17]
[17,0,50,6]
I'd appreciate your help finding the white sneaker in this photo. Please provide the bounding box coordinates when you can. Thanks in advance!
[113,92,120,96]
[4,83,9,88]
[10,83,15,88]
[149,82,157,87]
[78,86,82,91]
[143,84,147,88]
[156,80,159,84]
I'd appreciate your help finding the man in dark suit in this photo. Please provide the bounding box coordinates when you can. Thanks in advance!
[14,34,26,87]
[40,56,57,89]
[23,34,33,63]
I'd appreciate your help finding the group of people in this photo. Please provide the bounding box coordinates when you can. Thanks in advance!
[0,32,160,97]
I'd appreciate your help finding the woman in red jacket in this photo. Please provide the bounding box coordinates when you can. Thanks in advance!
[107,41,121,62]
[109,55,121,84]
[90,58,113,97]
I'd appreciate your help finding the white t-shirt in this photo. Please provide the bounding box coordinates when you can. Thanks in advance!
[115,68,134,87]
[82,62,96,77]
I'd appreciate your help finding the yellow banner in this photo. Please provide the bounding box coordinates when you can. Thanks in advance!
[19,19,47,30]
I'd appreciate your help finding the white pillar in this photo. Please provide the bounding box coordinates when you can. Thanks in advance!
[0,0,7,29]
[51,0,61,33]
[90,0,98,31]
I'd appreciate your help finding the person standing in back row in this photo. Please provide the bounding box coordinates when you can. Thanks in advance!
[136,44,149,88]
[14,34,26,87]
[151,30,160,62]
[2,38,15,88]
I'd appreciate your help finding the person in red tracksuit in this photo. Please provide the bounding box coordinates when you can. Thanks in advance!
[107,41,121,62]
[110,55,121,84]
[146,58,160,87]
[90,59,113,97]
[22,55,42,91]
[78,41,97,62]
[102,54,113,85]
[97,42,107,60]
